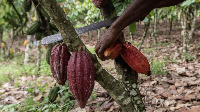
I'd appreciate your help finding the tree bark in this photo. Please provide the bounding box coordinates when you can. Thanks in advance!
[24,35,31,64]
[0,28,3,55]
[169,17,173,35]
[38,0,145,111]
[37,40,41,75]
[181,8,187,57]
[24,13,32,65]
[189,4,197,42]
[152,9,157,43]
[6,28,15,58]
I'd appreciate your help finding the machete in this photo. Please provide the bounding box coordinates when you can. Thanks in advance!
[41,16,118,45]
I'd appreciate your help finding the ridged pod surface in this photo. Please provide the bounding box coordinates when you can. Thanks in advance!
[120,43,151,76]
[48,86,59,102]
[104,42,122,60]
[92,0,108,8]
[26,20,40,35]
[67,51,95,108]
[50,44,70,85]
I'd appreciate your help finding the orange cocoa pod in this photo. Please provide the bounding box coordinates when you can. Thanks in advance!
[120,43,151,76]
[104,42,122,60]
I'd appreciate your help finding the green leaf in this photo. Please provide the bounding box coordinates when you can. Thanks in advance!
[181,0,196,6]
[42,105,49,111]
[10,108,15,112]
[150,10,154,16]
[129,22,136,34]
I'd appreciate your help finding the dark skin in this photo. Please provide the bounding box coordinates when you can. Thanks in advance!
[95,0,185,60]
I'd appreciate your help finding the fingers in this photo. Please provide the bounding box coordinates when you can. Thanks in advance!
[95,32,123,61]
[95,41,106,61]
[98,46,105,61]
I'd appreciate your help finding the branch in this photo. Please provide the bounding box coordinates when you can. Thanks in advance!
[37,0,135,110]
[11,2,23,25]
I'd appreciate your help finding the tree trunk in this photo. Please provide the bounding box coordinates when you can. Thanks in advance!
[24,12,33,64]
[6,28,15,58]
[169,16,173,35]
[181,8,187,57]
[37,40,41,75]
[189,4,197,42]
[138,21,150,51]
[24,35,31,64]
[130,32,134,42]
[0,28,3,55]
[97,29,101,40]
[152,9,157,43]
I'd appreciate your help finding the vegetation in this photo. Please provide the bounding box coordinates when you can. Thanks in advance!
[0,0,200,111]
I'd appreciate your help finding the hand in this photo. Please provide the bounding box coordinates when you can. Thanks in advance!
[95,28,122,61]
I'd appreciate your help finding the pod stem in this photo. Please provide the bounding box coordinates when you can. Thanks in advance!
[78,46,82,52]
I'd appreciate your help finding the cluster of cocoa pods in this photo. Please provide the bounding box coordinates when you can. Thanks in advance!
[50,43,95,108]
[49,41,150,108]
[104,42,151,76]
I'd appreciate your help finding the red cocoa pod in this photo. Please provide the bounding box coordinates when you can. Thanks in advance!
[104,42,122,60]
[120,43,151,76]
[50,44,70,85]
[92,0,108,8]
[67,51,95,108]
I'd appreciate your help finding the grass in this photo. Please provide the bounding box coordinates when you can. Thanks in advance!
[150,60,168,75]
[0,48,76,111]
[143,47,157,53]
[0,51,51,86]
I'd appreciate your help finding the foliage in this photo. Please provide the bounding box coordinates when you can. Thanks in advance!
[0,87,75,111]
[0,50,51,85]
[0,0,27,31]
[151,60,168,75]
[61,0,101,28]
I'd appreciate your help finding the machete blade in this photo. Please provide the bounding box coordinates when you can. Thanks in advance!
[41,16,118,45]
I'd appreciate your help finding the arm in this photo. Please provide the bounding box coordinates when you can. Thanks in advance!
[95,0,185,60]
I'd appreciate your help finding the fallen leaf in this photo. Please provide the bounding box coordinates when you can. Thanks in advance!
[164,100,176,107]
[176,67,186,75]
[100,101,114,111]
[34,94,43,102]
[188,79,200,86]
[170,104,192,111]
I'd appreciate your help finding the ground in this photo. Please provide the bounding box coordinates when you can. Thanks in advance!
[0,18,200,111]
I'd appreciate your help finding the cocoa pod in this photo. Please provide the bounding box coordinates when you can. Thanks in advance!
[120,43,151,76]
[104,42,122,60]
[92,0,108,8]
[48,86,59,102]
[24,40,27,47]
[50,44,70,85]
[67,51,95,108]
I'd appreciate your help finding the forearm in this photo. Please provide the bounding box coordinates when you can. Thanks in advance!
[110,0,157,35]
[156,0,185,8]
[109,0,185,35]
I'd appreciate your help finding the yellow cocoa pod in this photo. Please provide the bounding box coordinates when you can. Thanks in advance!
[1,42,5,48]
[10,48,13,54]
[24,40,27,47]
[32,17,36,21]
